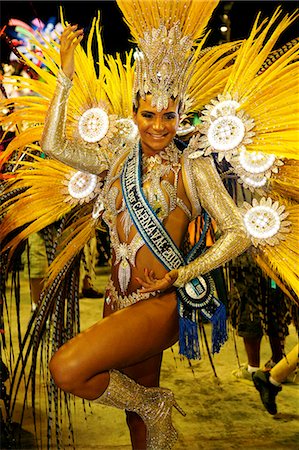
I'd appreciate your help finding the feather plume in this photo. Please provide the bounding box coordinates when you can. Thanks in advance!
[187,41,242,113]
[104,50,135,117]
[116,0,219,43]
[0,151,100,262]
[269,159,299,202]
[223,8,299,160]
[252,197,299,301]
[0,16,107,163]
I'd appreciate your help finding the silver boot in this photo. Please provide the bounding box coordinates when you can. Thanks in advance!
[94,369,185,450]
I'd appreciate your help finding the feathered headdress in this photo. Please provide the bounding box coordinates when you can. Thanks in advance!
[116,0,221,111]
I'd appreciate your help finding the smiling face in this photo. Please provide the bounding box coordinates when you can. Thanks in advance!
[133,95,180,156]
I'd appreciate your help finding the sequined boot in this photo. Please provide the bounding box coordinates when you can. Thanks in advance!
[94,369,185,450]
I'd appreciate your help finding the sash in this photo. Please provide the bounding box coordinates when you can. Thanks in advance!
[121,142,227,359]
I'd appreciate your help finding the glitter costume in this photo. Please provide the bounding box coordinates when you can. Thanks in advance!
[41,70,250,296]
[1,1,299,449]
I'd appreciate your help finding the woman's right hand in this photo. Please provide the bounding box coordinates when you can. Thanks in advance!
[136,268,179,294]
[60,24,84,80]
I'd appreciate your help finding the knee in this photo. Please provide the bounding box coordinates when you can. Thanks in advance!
[49,350,78,393]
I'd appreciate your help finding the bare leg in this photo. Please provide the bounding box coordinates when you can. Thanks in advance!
[270,343,299,384]
[243,336,261,367]
[49,293,179,400]
[102,292,163,448]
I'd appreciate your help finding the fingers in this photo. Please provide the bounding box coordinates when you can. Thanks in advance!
[135,270,157,292]
[61,24,84,48]
[143,268,156,284]
[136,268,173,294]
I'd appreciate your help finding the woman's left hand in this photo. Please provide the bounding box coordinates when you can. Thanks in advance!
[136,268,178,294]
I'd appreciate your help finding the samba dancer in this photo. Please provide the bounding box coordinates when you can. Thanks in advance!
[41,10,250,450]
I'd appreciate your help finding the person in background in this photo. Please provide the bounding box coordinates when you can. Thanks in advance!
[229,252,291,382]
[253,343,298,415]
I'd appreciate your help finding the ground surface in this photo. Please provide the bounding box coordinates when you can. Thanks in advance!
[1,266,298,449]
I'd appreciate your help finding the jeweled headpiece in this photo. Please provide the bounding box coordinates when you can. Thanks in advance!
[133,22,193,112]
[117,0,220,112]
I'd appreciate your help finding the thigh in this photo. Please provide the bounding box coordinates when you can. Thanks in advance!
[53,292,179,382]
[123,353,163,387]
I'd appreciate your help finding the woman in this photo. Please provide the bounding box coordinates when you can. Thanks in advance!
[41,24,250,450]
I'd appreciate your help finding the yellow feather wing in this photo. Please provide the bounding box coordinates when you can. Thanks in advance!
[252,201,299,301]
[0,151,101,262]
[269,160,299,202]
[224,8,299,160]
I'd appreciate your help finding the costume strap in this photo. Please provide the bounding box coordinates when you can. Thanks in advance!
[121,142,227,359]
[121,143,184,270]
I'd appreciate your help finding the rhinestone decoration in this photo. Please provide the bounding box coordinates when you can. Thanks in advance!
[207,115,245,152]
[92,196,105,219]
[134,23,193,112]
[177,124,195,136]
[68,171,97,199]
[188,93,255,162]
[239,149,276,174]
[210,99,240,117]
[78,107,109,143]
[241,197,291,247]
[230,149,283,192]
[238,173,267,189]
[116,118,138,142]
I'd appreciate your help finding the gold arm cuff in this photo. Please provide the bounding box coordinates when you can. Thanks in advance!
[174,156,251,287]
[57,69,73,89]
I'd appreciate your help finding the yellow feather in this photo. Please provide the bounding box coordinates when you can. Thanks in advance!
[0,153,82,261]
[104,51,135,117]
[224,8,298,97]
[187,41,242,112]
[219,8,299,160]
[116,0,219,43]
[0,128,44,164]
[253,201,299,300]
[45,214,98,287]
[1,15,109,165]
[253,253,298,306]
[270,160,299,201]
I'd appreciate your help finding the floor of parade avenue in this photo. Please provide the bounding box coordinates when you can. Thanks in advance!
[1,265,299,450]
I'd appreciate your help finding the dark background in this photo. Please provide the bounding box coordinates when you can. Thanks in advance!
[1,1,298,62]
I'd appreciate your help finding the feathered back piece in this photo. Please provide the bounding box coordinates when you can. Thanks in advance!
[223,7,298,100]
[0,13,108,165]
[116,0,220,111]
[185,7,299,302]
[116,0,219,43]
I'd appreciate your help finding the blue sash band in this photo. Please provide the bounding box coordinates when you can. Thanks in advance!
[121,142,227,359]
